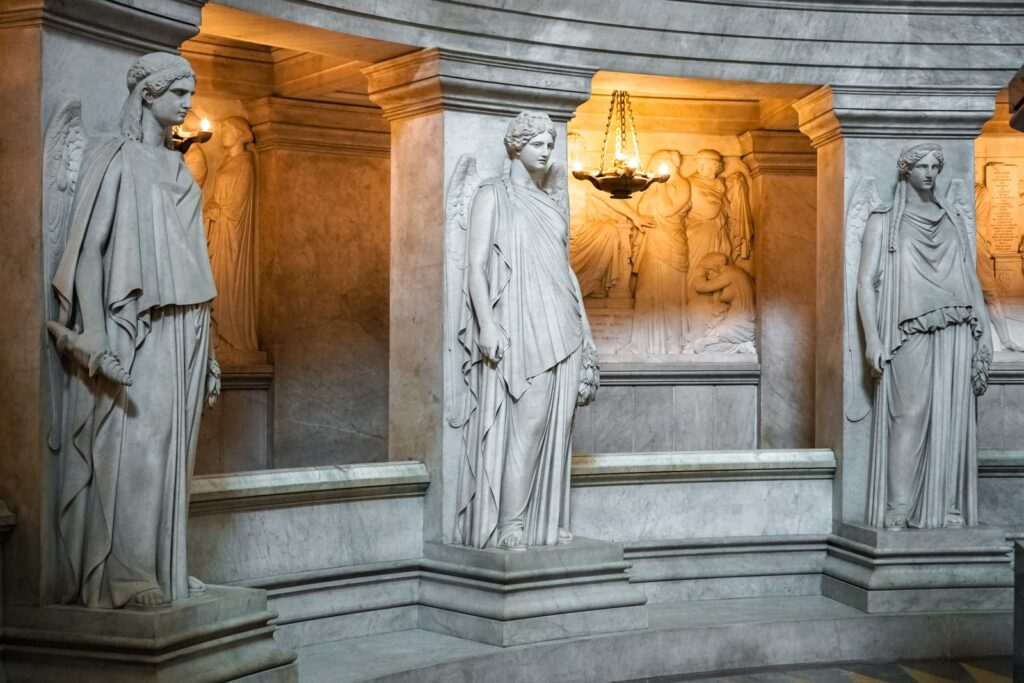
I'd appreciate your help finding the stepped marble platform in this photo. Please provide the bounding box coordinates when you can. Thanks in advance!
[294,595,1010,682]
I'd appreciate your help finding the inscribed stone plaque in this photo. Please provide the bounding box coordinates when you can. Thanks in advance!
[984,162,1022,254]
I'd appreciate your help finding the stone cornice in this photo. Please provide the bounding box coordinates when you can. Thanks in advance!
[795,85,1000,148]
[246,96,390,158]
[0,0,202,53]
[738,130,816,177]
[363,48,595,123]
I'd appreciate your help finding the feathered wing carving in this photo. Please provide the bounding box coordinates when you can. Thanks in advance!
[542,160,569,214]
[844,177,882,422]
[444,154,481,427]
[725,170,754,261]
[947,178,991,395]
[43,99,88,450]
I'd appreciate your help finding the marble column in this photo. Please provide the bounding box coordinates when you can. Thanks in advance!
[364,48,595,544]
[0,3,297,678]
[739,131,817,449]
[795,86,1013,612]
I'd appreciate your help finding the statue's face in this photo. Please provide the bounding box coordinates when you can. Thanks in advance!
[517,132,554,173]
[906,152,941,192]
[221,124,241,148]
[696,157,721,179]
[146,76,196,129]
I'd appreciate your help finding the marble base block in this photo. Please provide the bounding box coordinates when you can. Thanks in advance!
[3,585,298,683]
[418,538,648,646]
[822,521,1012,613]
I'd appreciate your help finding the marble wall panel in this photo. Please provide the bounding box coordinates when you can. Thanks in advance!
[570,478,832,542]
[195,380,271,474]
[187,496,422,584]
[573,384,756,454]
[260,149,390,467]
[977,385,1004,450]
[978,475,1024,537]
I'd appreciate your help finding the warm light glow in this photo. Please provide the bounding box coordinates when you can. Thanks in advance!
[200,118,211,132]
[628,158,638,169]
[658,163,670,176]
[572,160,583,172]
[614,151,626,161]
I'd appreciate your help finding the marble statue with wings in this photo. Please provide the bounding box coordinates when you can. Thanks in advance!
[447,111,597,550]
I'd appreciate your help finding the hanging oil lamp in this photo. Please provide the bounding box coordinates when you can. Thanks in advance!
[172,117,213,154]
[571,90,668,199]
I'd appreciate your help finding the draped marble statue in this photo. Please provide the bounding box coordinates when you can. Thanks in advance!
[447,112,598,550]
[43,53,219,608]
[569,189,630,300]
[206,115,259,356]
[181,111,209,188]
[851,142,991,530]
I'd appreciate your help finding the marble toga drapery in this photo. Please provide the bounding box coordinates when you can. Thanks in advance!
[454,176,584,548]
[865,192,981,529]
[51,138,216,607]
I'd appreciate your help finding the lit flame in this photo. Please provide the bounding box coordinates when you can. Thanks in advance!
[572,160,583,172]
[658,163,670,176]
[614,151,626,161]
[199,118,211,132]
[628,158,638,169]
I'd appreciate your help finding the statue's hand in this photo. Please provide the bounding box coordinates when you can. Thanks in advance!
[477,322,507,364]
[206,357,222,408]
[864,337,885,376]
[205,202,222,221]
[47,321,132,385]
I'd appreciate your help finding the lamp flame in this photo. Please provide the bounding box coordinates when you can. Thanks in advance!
[199,118,212,132]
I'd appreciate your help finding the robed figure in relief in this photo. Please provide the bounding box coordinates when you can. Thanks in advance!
[447,112,599,550]
[43,53,219,608]
[205,116,259,354]
[851,142,991,530]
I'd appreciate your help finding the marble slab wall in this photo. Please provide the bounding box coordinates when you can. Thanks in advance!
[572,382,757,454]
[255,139,390,468]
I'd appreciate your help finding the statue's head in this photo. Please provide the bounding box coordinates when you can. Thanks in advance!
[220,116,255,148]
[118,52,196,142]
[897,142,944,192]
[697,252,729,273]
[695,149,724,179]
[649,149,682,175]
[504,111,556,160]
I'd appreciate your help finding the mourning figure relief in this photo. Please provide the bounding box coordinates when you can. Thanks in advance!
[447,112,599,550]
[206,115,260,356]
[850,142,991,530]
[43,53,218,608]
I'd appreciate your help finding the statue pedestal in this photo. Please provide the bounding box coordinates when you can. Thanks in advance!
[822,522,1012,613]
[419,538,647,646]
[3,586,297,682]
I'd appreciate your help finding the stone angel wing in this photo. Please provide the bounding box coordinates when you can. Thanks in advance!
[724,171,754,261]
[42,98,88,450]
[947,179,991,395]
[844,176,883,422]
[542,160,569,216]
[444,154,481,427]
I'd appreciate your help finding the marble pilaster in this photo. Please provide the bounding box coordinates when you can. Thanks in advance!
[795,85,1012,612]
[739,131,817,449]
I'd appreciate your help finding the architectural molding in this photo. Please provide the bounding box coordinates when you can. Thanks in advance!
[571,449,836,485]
[246,95,390,157]
[189,461,429,514]
[364,48,595,122]
[739,130,816,177]
[597,359,760,386]
[1,0,202,53]
[795,85,1000,147]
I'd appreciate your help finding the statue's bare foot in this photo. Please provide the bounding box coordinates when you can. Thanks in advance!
[497,529,525,551]
[944,512,964,528]
[883,512,907,530]
[188,575,206,596]
[127,587,170,609]
[557,527,574,544]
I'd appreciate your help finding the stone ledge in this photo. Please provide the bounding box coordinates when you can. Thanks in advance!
[190,461,429,514]
[980,450,1024,476]
[571,449,836,485]
[598,359,760,385]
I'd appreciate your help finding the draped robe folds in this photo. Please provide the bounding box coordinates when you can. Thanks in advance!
[865,198,981,529]
[454,177,584,548]
[621,183,689,354]
[684,174,731,291]
[206,151,258,352]
[51,138,216,607]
